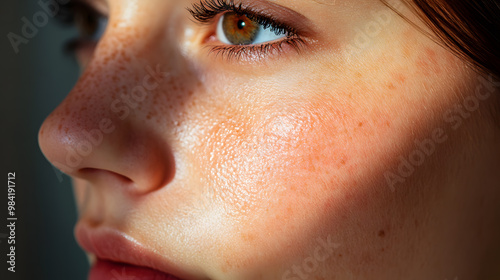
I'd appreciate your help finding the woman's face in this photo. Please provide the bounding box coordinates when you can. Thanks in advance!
[39,0,500,279]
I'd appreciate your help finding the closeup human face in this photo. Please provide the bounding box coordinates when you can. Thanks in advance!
[39,0,500,279]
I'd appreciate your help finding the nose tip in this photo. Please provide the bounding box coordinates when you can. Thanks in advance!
[38,68,175,194]
[39,110,174,194]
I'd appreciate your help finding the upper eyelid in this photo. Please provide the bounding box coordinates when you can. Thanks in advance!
[188,0,317,37]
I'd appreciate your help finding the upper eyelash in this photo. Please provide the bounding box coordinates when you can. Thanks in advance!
[187,0,297,36]
[188,0,237,22]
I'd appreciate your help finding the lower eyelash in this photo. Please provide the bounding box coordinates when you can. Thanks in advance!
[207,36,306,61]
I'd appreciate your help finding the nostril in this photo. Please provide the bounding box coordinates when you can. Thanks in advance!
[79,168,134,185]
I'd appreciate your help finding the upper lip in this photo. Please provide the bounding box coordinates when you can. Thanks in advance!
[75,222,198,280]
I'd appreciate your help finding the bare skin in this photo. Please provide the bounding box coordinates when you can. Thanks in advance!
[39,0,500,279]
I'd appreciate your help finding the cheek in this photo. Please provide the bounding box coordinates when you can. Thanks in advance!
[186,82,399,271]
[183,41,473,273]
[197,95,358,212]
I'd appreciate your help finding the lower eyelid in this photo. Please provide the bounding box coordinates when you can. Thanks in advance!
[204,37,307,63]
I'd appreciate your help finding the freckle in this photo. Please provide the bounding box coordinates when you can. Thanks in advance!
[338,254,342,258]
[387,83,395,90]
[378,230,386,238]
[241,233,256,242]
[358,122,363,127]
[396,74,406,84]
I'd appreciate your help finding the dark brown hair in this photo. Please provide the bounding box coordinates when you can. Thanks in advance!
[385,0,500,78]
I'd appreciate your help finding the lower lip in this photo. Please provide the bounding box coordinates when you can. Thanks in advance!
[89,260,181,280]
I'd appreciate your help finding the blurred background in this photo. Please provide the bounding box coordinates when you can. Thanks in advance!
[1,0,89,279]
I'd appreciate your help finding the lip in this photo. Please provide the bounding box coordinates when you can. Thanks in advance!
[75,223,196,280]
[89,259,182,280]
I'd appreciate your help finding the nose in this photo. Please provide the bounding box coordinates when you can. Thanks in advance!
[38,13,183,194]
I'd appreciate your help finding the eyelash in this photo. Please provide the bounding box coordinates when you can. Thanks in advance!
[188,0,306,61]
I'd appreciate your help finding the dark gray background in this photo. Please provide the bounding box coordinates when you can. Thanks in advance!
[1,0,89,279]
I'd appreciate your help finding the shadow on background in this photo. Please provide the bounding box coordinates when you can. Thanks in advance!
[1,0,89,279]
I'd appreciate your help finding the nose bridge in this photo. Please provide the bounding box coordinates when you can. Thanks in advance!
[52,29,172,139]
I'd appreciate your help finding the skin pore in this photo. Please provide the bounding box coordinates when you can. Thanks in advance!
[38,0,500,279]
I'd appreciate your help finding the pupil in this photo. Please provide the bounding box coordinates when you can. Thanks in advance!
[237,20,246,30]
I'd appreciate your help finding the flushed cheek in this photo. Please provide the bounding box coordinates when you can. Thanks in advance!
[192,93,397,272]
[200,97,351,212]
[194,70,464,276]
[182,41,470,274]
